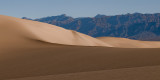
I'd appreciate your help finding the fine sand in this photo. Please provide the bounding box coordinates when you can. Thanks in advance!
[97,37,160,48]
[1,15,160,80]
[0,15,112,50]
[9,66,160,80]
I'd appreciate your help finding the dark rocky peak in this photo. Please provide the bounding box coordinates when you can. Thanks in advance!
[95,14,106,18]
[22,17,32,20]
[59,14,67,17]
[34,14,74,22]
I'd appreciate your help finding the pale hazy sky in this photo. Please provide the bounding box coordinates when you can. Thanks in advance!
[0,0,160,18]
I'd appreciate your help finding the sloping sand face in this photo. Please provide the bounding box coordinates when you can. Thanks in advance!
[97,37,160,48]
[1,46,160,80]
[0,15,112,50]
[9,66,160,80]
[1,15,160,80]
[0,16,35,49]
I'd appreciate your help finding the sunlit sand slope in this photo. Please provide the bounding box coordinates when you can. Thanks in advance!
[98,37,160,48]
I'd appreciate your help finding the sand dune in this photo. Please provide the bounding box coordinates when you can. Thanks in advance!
[1,15,160,49]
[1,15,160,80]
[0,15,112,50]
[98,37,160,48]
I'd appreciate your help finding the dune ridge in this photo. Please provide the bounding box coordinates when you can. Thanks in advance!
[0,15,112,49]
[1,15,160,48]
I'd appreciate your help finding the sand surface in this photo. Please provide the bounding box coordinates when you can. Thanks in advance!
[9,66,160,80]
[1,15,160,80]
[0,15,112,49]
[98,37,160,48]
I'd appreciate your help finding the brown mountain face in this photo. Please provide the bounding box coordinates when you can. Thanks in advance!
[24,13,160,41]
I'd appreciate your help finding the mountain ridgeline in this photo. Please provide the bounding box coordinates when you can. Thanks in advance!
[23,13,160,41]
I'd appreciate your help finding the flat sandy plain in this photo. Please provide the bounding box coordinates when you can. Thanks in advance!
[1,15,160,80]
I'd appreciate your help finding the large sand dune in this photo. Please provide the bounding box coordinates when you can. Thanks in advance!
[0,15,112,50]
[1,15,160,80]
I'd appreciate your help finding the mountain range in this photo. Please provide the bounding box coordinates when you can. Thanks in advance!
[22,13,160,41]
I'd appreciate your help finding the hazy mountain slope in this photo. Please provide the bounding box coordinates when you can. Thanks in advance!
[30,13,160,41]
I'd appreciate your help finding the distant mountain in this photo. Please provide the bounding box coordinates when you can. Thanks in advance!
[23,13,160,41]
[22,17,32,20]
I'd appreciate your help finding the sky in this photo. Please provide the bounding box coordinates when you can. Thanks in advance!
[0,0,160,19]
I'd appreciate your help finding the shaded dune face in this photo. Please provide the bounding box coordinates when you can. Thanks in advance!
[0,16,37,49]
[1,46,160,80]
[9,66,160,80]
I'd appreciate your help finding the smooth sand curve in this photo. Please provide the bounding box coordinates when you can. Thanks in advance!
[98,37,160,48]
